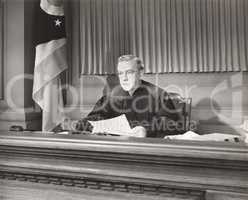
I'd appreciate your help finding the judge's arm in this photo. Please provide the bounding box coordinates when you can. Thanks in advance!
[75,96,112,131]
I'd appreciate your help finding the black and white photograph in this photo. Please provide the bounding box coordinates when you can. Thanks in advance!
[0,0,248,199]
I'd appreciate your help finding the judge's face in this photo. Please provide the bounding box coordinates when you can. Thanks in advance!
[117,60,141,92]
[48,0,63,6]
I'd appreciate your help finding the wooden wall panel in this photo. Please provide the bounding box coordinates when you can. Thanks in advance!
[0,0,42,131]
[0,0,3,100]
[78,0,248,74]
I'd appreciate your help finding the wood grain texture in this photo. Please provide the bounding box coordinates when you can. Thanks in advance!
[0,131,247,199]
[1,179,198,200]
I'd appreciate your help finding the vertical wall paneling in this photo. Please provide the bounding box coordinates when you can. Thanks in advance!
[67,0,81,85]
[0,0,42,131]
[237,0,245,70]
[79,0,248,74]
[0,0,3,99]
[244,0,248,69]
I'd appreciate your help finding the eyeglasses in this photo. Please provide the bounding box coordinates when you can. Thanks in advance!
[117,69,138,77]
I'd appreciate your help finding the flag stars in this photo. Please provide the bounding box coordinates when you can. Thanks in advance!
[54,19,62,27]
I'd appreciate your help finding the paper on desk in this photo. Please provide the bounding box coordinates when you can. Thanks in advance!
[164,131,199,140]
[88,114,132,136]
[164,131,243,142]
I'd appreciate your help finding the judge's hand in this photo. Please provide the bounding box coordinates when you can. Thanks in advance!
[75,119,93,132]
[131,126,147,138]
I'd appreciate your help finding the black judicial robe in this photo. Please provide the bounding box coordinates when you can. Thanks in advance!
[76,80,182,137]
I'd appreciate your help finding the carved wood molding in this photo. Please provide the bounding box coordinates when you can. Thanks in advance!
[0,132,247,198]
[0,171,204,199]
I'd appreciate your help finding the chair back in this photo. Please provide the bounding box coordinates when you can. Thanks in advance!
[168,92,192,131]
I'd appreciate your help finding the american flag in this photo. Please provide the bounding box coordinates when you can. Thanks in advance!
[32,0,67,131]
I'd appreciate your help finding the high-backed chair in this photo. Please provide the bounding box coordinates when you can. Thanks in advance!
[168,92,192,132]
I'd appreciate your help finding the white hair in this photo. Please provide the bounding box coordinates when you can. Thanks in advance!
[118,55,144,70]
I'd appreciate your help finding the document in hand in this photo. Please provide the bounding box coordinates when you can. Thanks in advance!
[88,114,132,136]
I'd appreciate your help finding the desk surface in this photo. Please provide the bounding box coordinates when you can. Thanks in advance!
[0,131,248,199]
[0,130,247,159]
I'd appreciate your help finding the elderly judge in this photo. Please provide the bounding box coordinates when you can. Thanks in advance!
[76,55,181,138]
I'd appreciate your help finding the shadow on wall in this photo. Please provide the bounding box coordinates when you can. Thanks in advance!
[194,98,240,135]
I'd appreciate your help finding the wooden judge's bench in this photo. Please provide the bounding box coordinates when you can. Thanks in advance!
[0,131,247,200]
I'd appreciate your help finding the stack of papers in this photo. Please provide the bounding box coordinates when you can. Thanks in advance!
[164,131,244,142]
